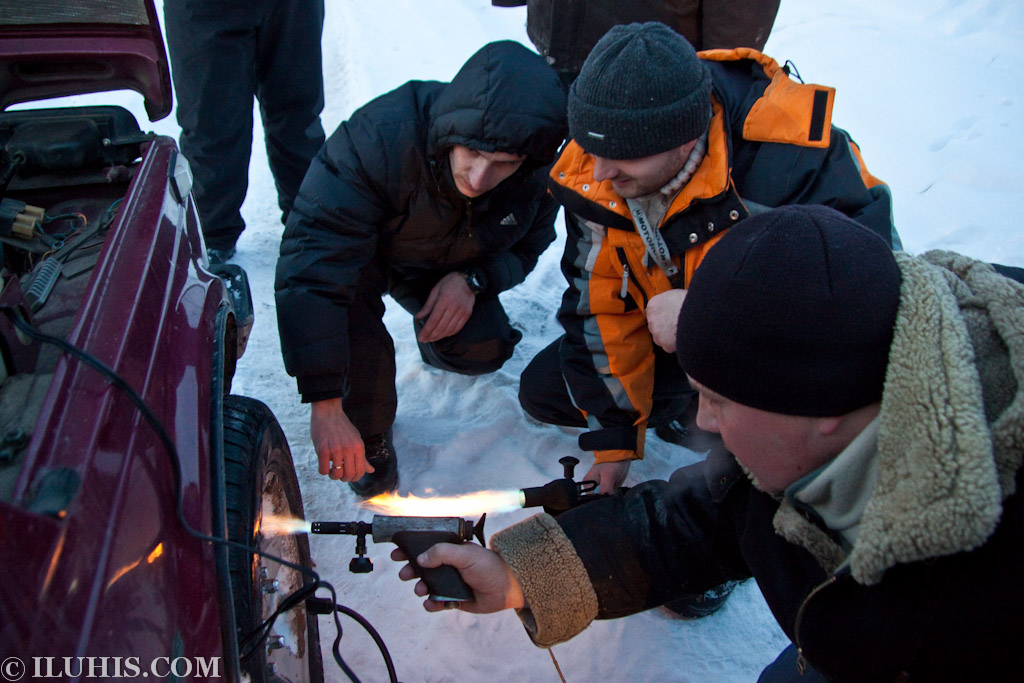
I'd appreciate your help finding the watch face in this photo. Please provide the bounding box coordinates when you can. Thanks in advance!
[465,270,482,293]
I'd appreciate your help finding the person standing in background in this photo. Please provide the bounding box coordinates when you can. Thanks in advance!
[164,0,327,263]
[493,0,781,86]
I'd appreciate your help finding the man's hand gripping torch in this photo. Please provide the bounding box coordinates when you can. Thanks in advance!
[311,514,486,603]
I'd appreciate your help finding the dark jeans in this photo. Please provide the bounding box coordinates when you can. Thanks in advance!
[164,0,326,249]
[344,265,521,437]
[519,336,693,430]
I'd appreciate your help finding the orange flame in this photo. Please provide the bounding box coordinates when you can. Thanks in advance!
[361,489,524,517]
[260,514,313,536]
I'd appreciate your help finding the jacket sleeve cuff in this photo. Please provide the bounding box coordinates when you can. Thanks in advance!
[475,253,516,295]
[490,514,599,648]
[578,424,646,460]
[296,374,345,404]
[592,449,641,464]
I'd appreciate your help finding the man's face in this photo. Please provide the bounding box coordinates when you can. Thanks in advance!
[591,140,697,198]
[688,377,832,495]
[449,144,526,198]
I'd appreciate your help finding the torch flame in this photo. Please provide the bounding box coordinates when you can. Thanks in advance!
[361,489,524,517]
[260,514,313,536]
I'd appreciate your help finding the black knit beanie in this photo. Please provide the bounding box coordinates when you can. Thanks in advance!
[569,22,712,160]
[675,205,901,417]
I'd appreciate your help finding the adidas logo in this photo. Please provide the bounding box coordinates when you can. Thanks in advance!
[500,213,518,226]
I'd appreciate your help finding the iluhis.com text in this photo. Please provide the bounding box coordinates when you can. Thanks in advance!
[1,656,222,680]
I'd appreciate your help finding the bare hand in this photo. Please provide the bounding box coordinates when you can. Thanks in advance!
[414,272,476,343]
[310,398,371,482]
[391,543,525,614]
[646,289,688,353]
[584,460,632,494]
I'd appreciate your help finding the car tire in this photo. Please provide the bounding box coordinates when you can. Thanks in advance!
[223,394,324,683]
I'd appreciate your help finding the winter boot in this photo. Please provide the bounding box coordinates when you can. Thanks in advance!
[662,580,740,619]
[207,246,236,264]
[349,429,399,498]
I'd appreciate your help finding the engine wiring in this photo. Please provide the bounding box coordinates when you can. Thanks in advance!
[0,151,26,196]
[38,211,88,251]
[0,307,401,683]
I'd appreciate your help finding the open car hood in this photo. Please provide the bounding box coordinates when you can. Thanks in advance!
[0,0,172,121]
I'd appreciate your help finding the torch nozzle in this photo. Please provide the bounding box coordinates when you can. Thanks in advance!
[519,455,608,515]
[521,478,587,511]
[308,515,485,544]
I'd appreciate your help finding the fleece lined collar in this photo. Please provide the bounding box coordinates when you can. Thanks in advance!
[776,251,1024,585]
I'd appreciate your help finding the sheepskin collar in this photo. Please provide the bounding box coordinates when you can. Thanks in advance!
[775,250,1024,585]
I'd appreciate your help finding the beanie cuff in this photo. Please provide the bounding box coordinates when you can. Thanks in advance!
[570,84,712,159]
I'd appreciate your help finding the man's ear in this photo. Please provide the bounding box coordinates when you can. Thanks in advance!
[815,416,843,437]
[818,403,882,441]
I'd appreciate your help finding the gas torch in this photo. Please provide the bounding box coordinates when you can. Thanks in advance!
[265,455,610,603]
[310,514,486,603]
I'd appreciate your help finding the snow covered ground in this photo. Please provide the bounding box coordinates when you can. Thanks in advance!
[100,0,1024,680]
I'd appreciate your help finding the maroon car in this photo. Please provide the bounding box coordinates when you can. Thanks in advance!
[0,2,321,681]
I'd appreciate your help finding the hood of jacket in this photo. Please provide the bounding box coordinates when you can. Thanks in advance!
[776,250,1024,585]
[427,40,567,169]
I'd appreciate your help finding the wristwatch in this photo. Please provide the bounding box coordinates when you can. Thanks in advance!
[462,269,485,295]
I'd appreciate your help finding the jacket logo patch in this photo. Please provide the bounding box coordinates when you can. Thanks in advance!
[500,213,518,226]
[588,131,606,140]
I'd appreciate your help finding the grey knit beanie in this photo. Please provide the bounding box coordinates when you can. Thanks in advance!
[676,205,901,417]
[569,22,712,160]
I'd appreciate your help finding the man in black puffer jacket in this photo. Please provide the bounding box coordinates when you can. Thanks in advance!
[275,41,567,497]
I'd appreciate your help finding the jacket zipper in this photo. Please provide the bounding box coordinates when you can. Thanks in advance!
[793,574,838,674]
[465,199,474,239]
[615,247,648,305]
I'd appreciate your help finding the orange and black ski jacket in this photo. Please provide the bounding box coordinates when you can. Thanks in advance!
[548,48,896,464]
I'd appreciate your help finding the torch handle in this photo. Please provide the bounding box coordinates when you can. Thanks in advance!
[391,530,475,602]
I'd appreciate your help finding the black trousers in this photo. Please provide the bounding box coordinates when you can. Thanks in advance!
[344,264,521,437]
[519,336,693,431]
[164,0,326,249]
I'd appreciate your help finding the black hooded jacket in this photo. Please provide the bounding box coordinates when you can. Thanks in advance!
[275,41,567,401]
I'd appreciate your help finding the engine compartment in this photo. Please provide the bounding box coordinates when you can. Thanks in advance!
[0,104,153,500]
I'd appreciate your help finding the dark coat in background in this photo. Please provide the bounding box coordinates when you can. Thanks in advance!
[493,0,781,82]
[275,41,567,403]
